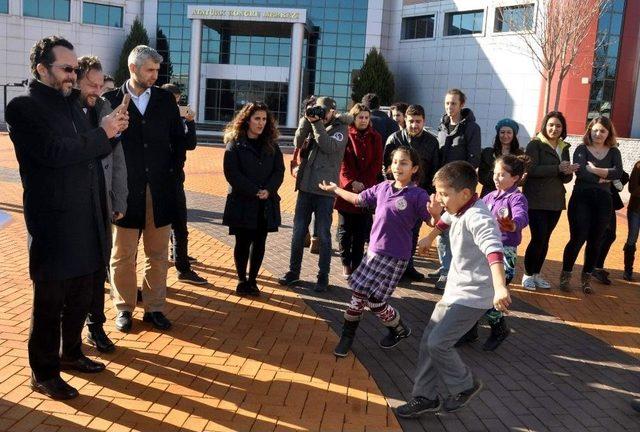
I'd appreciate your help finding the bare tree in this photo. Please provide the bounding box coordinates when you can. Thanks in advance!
[497,0,610,112]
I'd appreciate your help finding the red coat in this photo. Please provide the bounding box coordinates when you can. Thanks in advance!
[335,124,383,213]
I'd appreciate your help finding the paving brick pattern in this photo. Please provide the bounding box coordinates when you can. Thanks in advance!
[1,136,640,431]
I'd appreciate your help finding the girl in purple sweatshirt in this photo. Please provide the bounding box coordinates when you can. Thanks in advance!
[460,154,529,351]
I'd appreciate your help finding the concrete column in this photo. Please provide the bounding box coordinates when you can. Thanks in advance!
[188,18,203,120]
[286,22,305,127]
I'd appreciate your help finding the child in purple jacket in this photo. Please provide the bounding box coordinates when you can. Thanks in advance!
[319,147,431,358]
[459,154,529,351]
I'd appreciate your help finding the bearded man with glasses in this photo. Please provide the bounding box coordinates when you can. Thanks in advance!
[4,36,129,400]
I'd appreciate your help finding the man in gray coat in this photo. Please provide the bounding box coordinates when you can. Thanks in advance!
[279,97,349,292]
[76,55,128,353]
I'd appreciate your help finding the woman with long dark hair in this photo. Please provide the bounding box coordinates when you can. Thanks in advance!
[335,103,383,277]
[559,117,623,293]
[521,111,577,291]
[222,102,284,296]
[478,118,523,197]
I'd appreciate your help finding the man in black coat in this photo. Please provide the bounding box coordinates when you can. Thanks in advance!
[104,45,196,333]
[4,36,127,400]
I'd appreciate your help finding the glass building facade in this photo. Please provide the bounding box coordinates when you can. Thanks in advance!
[588,0,626,121]
[157,0,368,123]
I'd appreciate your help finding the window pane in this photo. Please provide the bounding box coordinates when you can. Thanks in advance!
[83,2,94,23]
[0,0,8,14]
[415,17,427,38]
[110,6,123,27]
[24,0,38,17]
[54,0,69,20]
[41,0,55,19]
[460,13,474,34]
[473,12,483,32]
[96,4,108,26]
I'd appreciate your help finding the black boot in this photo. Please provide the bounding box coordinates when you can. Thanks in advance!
[455,322,479,347]
[379,320,412,349]
[334,319,360,358]
[482,317,509,351]
[624,244,635,281]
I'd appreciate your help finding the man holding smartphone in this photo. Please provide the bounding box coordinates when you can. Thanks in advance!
[104,45,196,333]
[76,55,129,353]
[5,36,128,400]
[160,83,206,285]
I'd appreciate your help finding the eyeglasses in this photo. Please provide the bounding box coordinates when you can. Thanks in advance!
[49,64,81,75]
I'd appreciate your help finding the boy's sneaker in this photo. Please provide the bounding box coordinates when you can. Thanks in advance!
[521,274,536,291]
[178,270,208,285]
[435,275,447,290]
[396,396,441,418]
[533,274,551,289]
[442,378,484,413]
[314,274,329,292]
[278,272,300,286]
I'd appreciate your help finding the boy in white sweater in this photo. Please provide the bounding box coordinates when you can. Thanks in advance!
[397,161,511,417]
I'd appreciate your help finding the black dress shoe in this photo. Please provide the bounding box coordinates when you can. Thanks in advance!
[143,311,172,330]
[115,311,132,332]
[60,355,106,373]
[31,375,78,400]
[87,326,116,353]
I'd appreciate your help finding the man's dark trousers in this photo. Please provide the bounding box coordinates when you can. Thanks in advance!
[29,270,103,381]
[86,267,108,327]
[172,170,190,273]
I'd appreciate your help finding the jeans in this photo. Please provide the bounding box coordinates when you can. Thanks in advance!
[626,210,640,247]
[595,208,617,269]
[289,191,335,278]
[562,188,612,274]
[436,230,451,275]
[337,211,371,269]
[171,174,190,273]
[524,209,562,275]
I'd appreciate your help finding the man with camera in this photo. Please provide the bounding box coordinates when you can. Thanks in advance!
[279,97,349,292]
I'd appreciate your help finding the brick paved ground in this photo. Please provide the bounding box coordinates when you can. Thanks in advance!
[1,135,640,431]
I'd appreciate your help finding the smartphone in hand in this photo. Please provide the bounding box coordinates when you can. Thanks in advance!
[119,93,131,114]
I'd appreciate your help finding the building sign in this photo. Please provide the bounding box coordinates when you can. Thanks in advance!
[187,5,306,23]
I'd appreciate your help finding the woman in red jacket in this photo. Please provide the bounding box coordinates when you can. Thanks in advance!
[336,103,383,277]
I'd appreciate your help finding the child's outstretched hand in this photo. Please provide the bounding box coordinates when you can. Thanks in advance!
[493,285,511,313]
[497,216,516,232]
[319,181,338,192]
